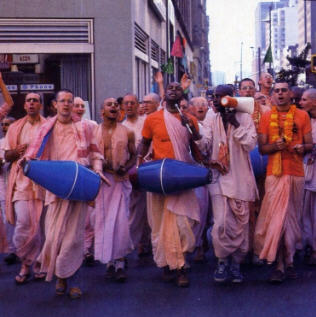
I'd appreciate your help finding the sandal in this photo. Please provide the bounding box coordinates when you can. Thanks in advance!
[56,278,67,295]
[34,272,46,281]
[69,287,82,299]
[15,273,31,285]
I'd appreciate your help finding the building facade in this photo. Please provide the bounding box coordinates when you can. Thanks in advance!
[0,0,211,120]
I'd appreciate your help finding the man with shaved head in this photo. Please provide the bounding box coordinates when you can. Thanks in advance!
[94,97,136,282]
[188,96,211,262]
[258,72,273,103]
[71,96,97,266]
[300,88,316,264]
[143,93,160,115]
[122,93,151,257]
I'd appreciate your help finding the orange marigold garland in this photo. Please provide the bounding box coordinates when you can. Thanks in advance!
[269,105,296,176]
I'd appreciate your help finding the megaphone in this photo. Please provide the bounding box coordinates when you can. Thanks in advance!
[220,96,254,115]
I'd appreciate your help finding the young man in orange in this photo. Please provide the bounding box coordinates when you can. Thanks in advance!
[138,82,201,287]
[254,81,313,283]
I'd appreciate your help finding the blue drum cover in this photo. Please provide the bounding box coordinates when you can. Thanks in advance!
[23,160,101,201]
[250,146,268,178]
[137,158,211,194]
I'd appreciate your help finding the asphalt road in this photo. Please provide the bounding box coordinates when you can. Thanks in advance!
[1,251,316,317]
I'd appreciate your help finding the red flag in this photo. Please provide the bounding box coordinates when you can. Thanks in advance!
[171,35,183,58]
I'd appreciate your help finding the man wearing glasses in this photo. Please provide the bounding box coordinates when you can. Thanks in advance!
[4,92,46,284]
[0,116,16,265]
[254,81,313,283]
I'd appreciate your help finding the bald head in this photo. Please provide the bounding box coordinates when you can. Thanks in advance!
[73,96,85,119]
[143,93,160,115]
[300,88,316,118]
[189,97,208,121]
[259,72,273,90]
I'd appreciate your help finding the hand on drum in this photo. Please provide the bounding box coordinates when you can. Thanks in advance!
[96,171,111,186]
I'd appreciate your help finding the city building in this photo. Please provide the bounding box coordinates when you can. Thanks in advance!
[0,0,211,120]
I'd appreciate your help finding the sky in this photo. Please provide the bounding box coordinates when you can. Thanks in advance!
[206,0,271,84]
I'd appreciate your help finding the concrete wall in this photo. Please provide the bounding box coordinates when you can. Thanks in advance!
[0,0,134,120]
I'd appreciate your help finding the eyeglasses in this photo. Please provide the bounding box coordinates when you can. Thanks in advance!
[74,104,85,108]
[274,88,288,93]
[1,122,9,126]
[26,98,40,103]
[105,101,118,107]
[57,99,73,104]
[241,86,255,90]
[123,101,136,106]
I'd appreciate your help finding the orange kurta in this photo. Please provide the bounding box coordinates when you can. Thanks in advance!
[259,107,311,177]
[254,107,311,263]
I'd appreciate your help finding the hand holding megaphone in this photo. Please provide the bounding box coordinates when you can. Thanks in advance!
[220,96,254,115]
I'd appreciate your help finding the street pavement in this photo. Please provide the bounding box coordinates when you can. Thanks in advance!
[1,251,316,317]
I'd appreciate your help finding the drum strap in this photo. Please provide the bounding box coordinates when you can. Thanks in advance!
[160,158,166,195]
[64,162,79,199]
[36,128,53,159]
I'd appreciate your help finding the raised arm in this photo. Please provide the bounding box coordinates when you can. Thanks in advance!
[0,72,14,120]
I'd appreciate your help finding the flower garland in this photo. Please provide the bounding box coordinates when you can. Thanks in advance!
[269,105,296,176]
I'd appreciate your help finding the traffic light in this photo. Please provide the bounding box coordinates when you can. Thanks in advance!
[312,54,316,73]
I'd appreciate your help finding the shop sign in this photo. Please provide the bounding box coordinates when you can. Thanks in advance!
[20,84,54,91]
[12,54,39,64]
[150,0,166,21]
[7,85,18,91]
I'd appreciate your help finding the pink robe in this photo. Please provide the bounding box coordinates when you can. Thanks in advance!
[26,117,103,281]
[207,112,258,261]
[123,116,150,249]
[302,118,316,250]
[4,117,46,263]
[94,123,134,263]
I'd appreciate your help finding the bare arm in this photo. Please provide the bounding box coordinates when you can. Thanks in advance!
[154,71,165,100]
[0,72,14,109]
[258,133,286,155]
[137,137,152,166]
[5,144,28,163]
[293,132,313,154]
[125,131,137,171]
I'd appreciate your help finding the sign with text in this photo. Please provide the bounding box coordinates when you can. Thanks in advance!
[12,54,39,64]
[20,84,54,91]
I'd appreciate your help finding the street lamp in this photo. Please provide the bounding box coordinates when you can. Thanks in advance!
[240,41,243,80]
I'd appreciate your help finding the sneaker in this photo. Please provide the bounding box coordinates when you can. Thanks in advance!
[214,262,229,283]
[230,266,244,283]
[176,268,189,288]
[268,269,285,284]
[115,268,127,283]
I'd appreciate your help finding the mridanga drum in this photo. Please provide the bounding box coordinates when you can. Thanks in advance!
[23,160,101,201]
[137,158,212,194]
